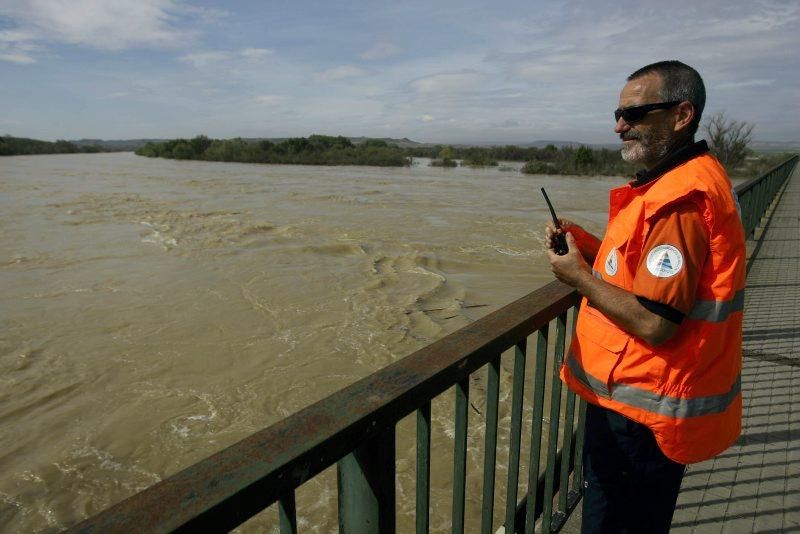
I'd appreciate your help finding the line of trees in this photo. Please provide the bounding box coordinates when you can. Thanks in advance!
[136,135,411,167]
[412,143,635,175]
[0,136,105,156]
[137,136,640,175]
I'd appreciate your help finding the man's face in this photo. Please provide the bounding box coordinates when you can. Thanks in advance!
[615,73,677,169]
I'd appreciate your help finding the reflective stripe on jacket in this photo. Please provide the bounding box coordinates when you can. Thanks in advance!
[560,152,746,464]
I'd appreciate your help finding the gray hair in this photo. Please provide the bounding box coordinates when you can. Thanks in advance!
[628,60,706,137]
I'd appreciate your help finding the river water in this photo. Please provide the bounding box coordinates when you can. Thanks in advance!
[0,152,622,532]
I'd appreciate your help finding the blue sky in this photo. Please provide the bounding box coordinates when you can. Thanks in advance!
[1,0,798,144]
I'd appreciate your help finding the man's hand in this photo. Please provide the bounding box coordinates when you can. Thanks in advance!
[546,232,593,288]
[545,219,602,264]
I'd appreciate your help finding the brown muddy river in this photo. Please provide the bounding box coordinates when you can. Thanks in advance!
[0,152,622,532]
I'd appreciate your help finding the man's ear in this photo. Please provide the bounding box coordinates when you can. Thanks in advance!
[674,101,694,133]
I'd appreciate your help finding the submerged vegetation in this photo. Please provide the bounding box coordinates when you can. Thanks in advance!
[520,145,629,175]
[0,136,105,156]
[411,143,632,175]
[428,146,459,167]
[136,135,411,167]
[412,142,793,178]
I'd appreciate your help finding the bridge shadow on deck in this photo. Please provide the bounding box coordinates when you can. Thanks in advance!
[670,165,800,533]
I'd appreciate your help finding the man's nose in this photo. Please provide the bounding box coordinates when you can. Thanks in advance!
[614,117,630,134]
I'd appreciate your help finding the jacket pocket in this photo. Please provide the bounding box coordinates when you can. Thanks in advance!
[569,305,630,397]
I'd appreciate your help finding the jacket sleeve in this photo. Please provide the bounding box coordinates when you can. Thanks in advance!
[633,198,709,319]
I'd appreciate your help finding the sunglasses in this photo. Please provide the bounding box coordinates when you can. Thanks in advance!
[614,101,682,124]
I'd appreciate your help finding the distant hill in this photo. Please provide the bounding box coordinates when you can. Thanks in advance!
[61,136,800,155]
[750,140,800,153]
[69,136,426,152]
[348,136,423,148]
[491,140,593,148]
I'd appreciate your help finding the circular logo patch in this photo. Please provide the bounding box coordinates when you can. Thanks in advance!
[605,248,618,276]
[646,245,683,278]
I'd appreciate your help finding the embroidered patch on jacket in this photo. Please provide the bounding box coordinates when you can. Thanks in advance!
[605,248,618,276]
[646,245,683,278]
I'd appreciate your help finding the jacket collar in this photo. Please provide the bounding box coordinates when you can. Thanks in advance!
[632,139,709,187]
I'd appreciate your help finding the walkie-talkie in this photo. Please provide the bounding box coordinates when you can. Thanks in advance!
[541,188,568,255]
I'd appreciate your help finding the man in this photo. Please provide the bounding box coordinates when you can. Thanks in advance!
[545,61,745,533]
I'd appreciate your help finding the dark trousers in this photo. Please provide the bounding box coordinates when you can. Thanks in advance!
[581,403,686,534]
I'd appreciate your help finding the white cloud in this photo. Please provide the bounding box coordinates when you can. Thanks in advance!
[316,65,368,82]
[0,51,37,64]
[410,71,485,94]
[173,3,229,23]
[253,94,285,106]
[179,51,230,68]
[421,114,434,122]
[240,47,273,59]
[717,79,775,90]
[698,3,799,39]
[360,42,402,61]
[0,29,43,63]
[0,0,197,61]
[0,29,39,43]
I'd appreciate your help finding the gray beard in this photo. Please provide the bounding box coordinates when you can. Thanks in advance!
[620,128,674,167]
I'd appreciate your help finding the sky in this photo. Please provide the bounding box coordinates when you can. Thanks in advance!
[1,0,798,144]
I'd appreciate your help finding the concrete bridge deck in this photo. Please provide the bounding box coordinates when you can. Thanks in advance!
[670,163,800,533]
[562,162,800,534]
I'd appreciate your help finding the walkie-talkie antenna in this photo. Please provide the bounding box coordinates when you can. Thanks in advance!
[541,188,568,255]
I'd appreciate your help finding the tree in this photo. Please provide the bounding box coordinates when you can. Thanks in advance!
[190,135,212,156]
[54,140,78,153]
[429,145,457,167]
[285,137,312,154]
[704,112,754,170]
[575,145,595,168]
[171,140,194,160]
[438,146,455,160]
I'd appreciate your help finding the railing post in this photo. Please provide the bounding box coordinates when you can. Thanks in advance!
[452,378,470,534]
[279,492,297,534]
[542,311,568,532]
[416,403,431,534]
[338,427,396,533]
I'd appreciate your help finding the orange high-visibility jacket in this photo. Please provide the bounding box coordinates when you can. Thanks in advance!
[561,151,746,464]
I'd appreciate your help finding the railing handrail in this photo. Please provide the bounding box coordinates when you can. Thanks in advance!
[72,281,578,532]
[735,154,798,196]
[70,154,798,533]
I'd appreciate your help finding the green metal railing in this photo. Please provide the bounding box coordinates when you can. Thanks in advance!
[737,155,798,273]
[71,155,797,534]
[737,155,798,239]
